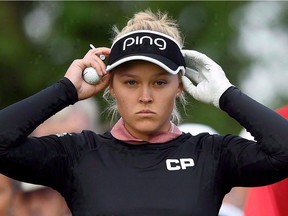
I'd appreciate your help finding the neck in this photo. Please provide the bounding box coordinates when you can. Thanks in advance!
[110,118,182,144]
[123,122,172,142]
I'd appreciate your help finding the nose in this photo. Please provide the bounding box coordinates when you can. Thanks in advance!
[139,86,153,103]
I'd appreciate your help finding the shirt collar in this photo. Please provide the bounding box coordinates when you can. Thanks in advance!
[110,118,182,144]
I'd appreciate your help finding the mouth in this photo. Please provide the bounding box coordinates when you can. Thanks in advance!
[136,110,156,116]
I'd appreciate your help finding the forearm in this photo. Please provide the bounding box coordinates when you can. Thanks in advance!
[0,78,78,150]
[220,87,288,167]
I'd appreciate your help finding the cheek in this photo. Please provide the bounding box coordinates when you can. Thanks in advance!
[157,90,177,105]
[163,98,176,115]
[113,90,131,114]
[116,97,129,111]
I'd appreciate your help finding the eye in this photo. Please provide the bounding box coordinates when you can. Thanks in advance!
[154,80,167,86]
[125,80,137,86]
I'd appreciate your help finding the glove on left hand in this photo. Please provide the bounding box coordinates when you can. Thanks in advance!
[181,50,233,108]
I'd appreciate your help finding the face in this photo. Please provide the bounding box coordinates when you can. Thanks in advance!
[110,61,183,141]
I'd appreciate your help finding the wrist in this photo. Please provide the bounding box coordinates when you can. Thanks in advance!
[217,85,235,109]
[59,77,79,104]
[213,82,234,108]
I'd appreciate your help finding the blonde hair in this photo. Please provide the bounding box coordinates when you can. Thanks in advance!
[104,9,187,125]
[112,9,184,48]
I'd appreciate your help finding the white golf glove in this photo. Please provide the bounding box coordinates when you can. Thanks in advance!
[181,50,233,108]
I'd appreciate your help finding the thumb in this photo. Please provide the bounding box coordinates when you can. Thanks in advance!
[181,76,197,97]
[185,67,203,84]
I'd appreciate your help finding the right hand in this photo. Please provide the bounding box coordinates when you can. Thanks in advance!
[64,47,111,100]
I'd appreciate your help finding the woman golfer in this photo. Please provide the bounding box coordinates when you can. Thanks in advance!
[0,10,288,216]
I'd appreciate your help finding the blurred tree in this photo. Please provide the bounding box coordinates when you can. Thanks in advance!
[0,1,252,134]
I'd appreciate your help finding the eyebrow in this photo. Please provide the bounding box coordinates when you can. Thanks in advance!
[119,71,170,78]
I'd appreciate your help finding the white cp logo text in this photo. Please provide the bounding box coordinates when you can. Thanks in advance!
[166,158,195,171]
[123,36,167,51]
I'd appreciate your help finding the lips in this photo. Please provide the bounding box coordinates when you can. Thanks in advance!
[136,109,156,115]
[137,109,155,114]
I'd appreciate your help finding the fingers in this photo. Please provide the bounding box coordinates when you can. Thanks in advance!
[183,49,226,84]
[64,46,111,100]
[181,76,197,96]
[96,72,111,90]
[182,49,216,71]
[185,67,203,84]
[83,47,111,77]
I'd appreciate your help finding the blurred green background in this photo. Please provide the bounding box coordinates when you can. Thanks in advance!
[1,1,288,134]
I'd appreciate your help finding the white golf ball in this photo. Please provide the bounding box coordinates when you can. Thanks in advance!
[82,67,100,85]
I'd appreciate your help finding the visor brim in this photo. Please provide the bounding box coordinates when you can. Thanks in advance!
[106,54,185,75]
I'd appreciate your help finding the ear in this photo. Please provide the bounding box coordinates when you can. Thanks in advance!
[177,78,183,97]
[109,86,116,98]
